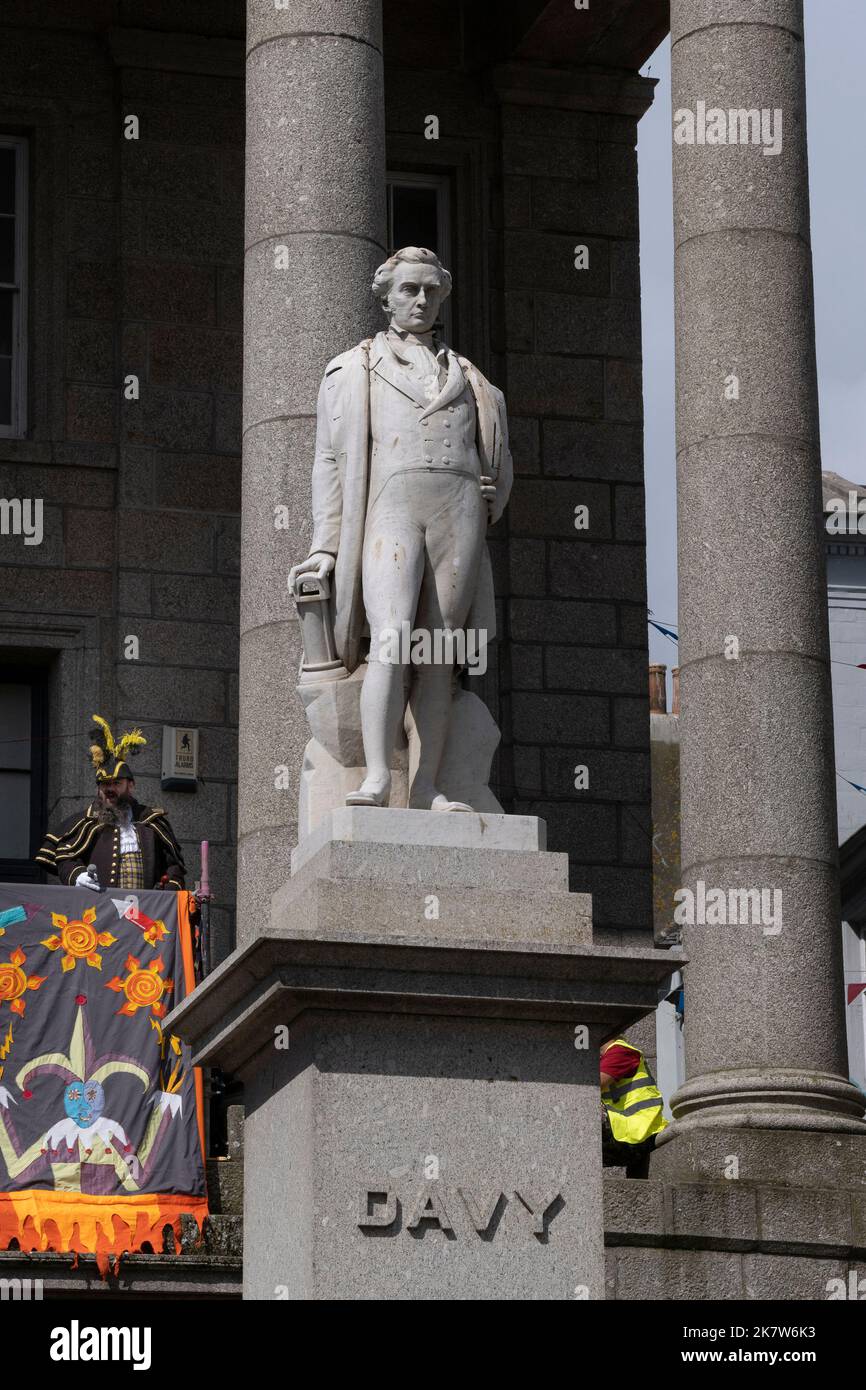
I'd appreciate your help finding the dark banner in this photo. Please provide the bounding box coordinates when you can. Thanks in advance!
[0,886,207,1272]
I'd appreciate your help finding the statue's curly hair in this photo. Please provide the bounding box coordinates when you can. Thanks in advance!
[371,246,452,315]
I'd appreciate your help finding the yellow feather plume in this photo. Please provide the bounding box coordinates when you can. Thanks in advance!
[91,714,116,755]
[116,728,147,760]
[89,743,105,769]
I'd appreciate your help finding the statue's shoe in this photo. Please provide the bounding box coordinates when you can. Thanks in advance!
[409,781,473,813]
[346,774,391,807]
[429,794,473,813]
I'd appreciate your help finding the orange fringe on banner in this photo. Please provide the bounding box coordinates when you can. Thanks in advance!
[0,1192,209,1278]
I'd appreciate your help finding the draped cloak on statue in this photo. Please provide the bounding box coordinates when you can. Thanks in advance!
[309,336,514,674]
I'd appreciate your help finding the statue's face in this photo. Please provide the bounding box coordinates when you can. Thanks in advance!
[64,1079,105,1129]
[386,262,446,334]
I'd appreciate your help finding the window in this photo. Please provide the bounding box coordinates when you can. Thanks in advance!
[386,173,452,338]
[0,136,28,438]
[0,666,48,883]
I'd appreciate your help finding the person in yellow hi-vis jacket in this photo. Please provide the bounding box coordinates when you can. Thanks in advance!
[600,1034,667,1176]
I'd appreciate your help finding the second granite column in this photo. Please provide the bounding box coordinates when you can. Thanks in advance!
[668,0,864,1134]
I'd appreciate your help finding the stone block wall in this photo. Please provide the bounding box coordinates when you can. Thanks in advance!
[605,1173,866,1301]
[0,2,244,960]
[113,23,244,962]
[494,80,655,936]
[0,17,120,841]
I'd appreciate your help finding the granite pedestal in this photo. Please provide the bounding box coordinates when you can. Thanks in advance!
[168,811,674,1300]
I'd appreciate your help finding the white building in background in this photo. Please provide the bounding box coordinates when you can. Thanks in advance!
[824,471,866,1097]
[825,471,866,841]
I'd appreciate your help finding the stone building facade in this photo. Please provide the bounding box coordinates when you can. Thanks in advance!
[0,1,664,961]
[0,2,244,973]
[1,0,864,1301]
[0,0,665,1296]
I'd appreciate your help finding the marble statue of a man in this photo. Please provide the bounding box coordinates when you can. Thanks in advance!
[289,247,513,811]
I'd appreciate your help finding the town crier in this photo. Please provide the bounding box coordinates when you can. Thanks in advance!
[35,716,186,890]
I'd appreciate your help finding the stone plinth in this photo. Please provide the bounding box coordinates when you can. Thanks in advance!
[167,813,673,1300]
[291,806,546,873]
[297,681,505,838]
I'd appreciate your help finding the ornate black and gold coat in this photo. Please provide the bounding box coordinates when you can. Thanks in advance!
[35,800,186,889]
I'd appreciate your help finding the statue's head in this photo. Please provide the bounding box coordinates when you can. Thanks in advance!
[372,247,452,334]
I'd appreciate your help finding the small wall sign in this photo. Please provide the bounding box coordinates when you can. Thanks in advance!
[161,726,199,791]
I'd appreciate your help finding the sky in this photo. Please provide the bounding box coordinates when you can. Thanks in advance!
[637,0,866,672]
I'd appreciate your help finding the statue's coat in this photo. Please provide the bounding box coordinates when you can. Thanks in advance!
[310,333,514,673]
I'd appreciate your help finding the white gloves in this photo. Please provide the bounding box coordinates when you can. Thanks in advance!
[75,868,101,892]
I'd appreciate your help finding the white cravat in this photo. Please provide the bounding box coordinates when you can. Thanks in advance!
[118,808,139,853]
[387,327,448,401]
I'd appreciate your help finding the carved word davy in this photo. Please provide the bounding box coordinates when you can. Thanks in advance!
[358,1185,563,1239]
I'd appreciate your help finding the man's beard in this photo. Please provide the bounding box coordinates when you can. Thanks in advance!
[96,794,133,825]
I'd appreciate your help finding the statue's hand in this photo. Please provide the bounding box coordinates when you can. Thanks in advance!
[480,476,497,525]
[288,552,336,593]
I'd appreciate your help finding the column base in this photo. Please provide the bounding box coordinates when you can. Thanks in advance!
[658,1068,866,1143]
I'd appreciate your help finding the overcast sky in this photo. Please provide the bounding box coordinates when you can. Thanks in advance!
[638,0,866,671]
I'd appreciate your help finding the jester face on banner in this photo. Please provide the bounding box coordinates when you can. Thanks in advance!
[0,886,207,1268]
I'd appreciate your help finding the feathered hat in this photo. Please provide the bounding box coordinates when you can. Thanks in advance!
[88,714,146,782]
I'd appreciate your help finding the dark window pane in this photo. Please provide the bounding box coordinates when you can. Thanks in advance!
[0,772,30,858]
[0,149,14,216]
[0,219,13,283]
[0,289,12,356]
[0,684,31,770]
[0,357,11,426]
[391,185,439,254]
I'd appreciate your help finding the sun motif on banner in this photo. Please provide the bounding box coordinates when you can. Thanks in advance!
[41,909,117,974]
[106,955,174,1019]
[0,947,46,1017]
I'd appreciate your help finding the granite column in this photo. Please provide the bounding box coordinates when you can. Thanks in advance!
[667,0,865,1136]
[237,0,386,938]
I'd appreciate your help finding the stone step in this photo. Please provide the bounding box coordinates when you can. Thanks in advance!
[291,807,547,875]
[605,1174,866,1251]
[281,838,571,897]
[604,1173,866,1300]
[273,874,592,951]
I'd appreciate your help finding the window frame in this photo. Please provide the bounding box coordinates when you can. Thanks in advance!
[0,134,29,440]
[0,663,48,883]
